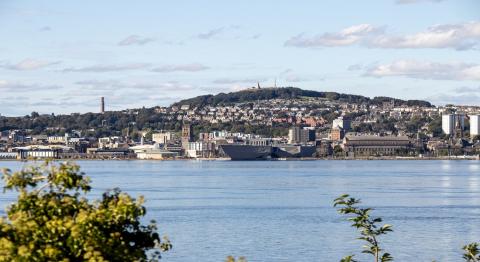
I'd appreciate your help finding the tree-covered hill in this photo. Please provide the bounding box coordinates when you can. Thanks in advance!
[173,87,432,108]
[0,87,433,137]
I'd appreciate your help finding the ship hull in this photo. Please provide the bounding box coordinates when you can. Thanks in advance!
[220,145,272,160]
[272,145,316,158]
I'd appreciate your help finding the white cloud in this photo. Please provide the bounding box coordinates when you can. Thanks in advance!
[286,21,480,50]
[118,35,155,46]
[285,24,382,47]
[197,27,225,39]
[371,22,480,50]
[0,80,62,91]
[364,60,480,80]
[63,63,150,72]
[152,63,209,73]
[1,59,60,70]
[75,79,196,92]
[196,25,241,40]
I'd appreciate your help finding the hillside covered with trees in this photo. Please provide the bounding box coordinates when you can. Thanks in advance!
[0,87,434,138]
[172,87,433,108]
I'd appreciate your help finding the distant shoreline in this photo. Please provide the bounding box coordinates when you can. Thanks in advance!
[1,156,479,162]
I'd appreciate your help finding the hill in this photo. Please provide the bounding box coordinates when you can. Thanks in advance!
[0,87,433,138]
[172,87,433,108]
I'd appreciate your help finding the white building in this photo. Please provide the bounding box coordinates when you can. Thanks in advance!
[130,144,178,160]
[332,117,351,131]
[152,132,174,144]
[288,127,301,144]
[442,114,455,135]
[47,135,66,144]
[186,142,215,158]
[98,136,122,149]
[470,115,480,137]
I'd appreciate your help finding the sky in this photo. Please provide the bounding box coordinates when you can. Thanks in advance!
[0,0,479,116]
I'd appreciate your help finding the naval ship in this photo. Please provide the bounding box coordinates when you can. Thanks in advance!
[220,144,317,160]
[219,144,272,160]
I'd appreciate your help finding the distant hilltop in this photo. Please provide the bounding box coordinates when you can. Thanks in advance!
[172,87,433,108]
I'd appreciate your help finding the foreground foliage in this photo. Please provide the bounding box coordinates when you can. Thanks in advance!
[463,243,480,262]
[334,194,393,262]
[334,194,480,262]
[0,161,171,261]
[225,256,247,262]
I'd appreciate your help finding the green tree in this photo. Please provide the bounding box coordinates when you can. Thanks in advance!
[225,256,247,262]
[334,194,393,262]
[0,161,171,261]
[463,243,480,262]
[334,145,344,158]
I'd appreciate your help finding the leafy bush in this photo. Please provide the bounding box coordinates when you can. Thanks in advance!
[0,161,171,261]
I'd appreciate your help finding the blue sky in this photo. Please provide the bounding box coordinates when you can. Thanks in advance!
[0,0,479,116]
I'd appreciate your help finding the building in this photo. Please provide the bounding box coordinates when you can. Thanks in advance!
[0,152,18,159]
[330,128,344,141]
[130,144,178,160]
[32,135,48,144]
[86,148,131,158]
[471,115,480,138]
[455,114,465,137]
[98,136,123,149]
[17,149,59,159]
[152,132,174,145]
[186,141,216,158]
[9,130,26,143]
[14,145,70,159]
[332,117,351,131]
[343,136,412,157]
[442,114,455,135]
[442,113,465,136]
[101,97,105,113]
[288,127,315,144]
[47,135,67,144]
[181,123,194,150]
[315,140,333,157]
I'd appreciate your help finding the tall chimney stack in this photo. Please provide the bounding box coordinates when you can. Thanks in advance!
[101,97,105,113]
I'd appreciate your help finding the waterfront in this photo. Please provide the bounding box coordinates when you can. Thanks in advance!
[1,160,480,261]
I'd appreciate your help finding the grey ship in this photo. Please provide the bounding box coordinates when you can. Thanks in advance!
[219,144,272,160]
[272,145,316,158]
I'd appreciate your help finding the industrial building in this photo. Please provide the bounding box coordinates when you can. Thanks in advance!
[343,136,412,157]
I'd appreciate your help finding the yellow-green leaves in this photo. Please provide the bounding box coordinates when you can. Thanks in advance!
[0,161,169,261]
[225,256,247,262]
[463,243,480,262]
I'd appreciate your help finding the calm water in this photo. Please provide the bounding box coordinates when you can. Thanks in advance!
[1,160,479,261]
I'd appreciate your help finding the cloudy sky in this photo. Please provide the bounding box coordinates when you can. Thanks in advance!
[0,0,479,116]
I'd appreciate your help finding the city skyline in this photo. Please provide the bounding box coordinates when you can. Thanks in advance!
[0,0,479,116]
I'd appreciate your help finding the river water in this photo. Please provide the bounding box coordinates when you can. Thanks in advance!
[0,160,479,261]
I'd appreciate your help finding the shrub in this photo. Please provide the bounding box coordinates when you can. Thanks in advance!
[0,161,171,261]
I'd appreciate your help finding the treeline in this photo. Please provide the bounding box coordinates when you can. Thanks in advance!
[173,87,433,108]
[0,108,181,137]
[0,109,289,138]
